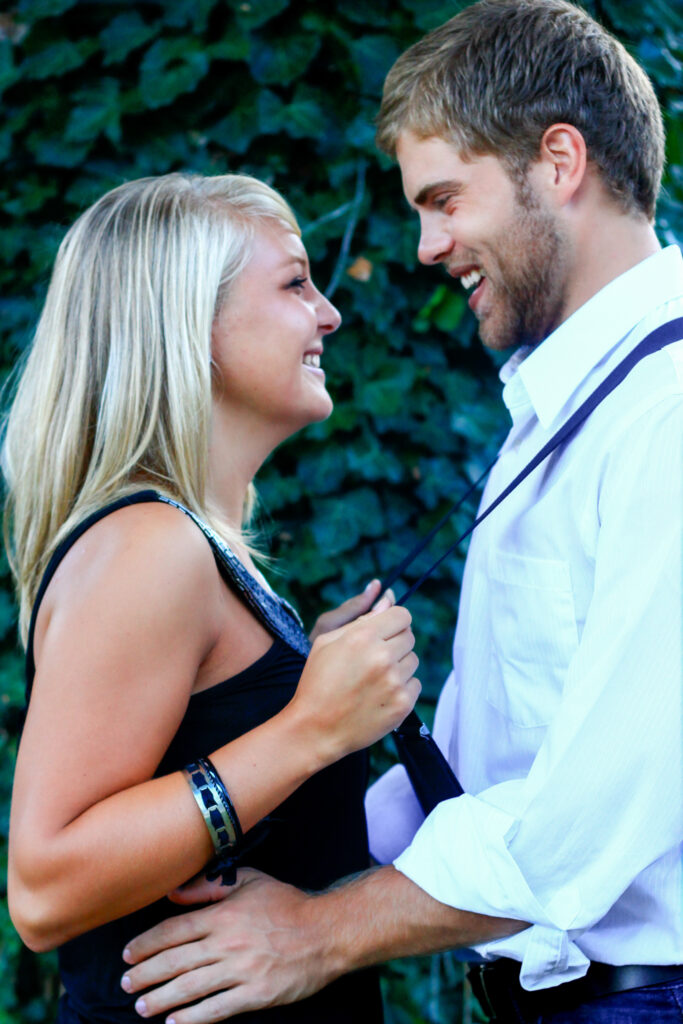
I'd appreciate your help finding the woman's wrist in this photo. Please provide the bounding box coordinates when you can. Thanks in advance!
[275,694,341,776]
[206,702,336,836]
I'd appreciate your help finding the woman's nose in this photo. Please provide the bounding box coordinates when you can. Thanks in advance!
[318,294,342,334]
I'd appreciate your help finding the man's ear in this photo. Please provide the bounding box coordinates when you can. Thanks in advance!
[536,123,588,206]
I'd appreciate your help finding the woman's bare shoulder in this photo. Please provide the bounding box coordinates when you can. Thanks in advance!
[36,500,223,662]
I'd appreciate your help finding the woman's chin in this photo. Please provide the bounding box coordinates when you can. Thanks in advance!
[302,384,334,424]
[273,398,333,444]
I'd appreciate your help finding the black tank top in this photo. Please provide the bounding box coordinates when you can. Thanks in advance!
[24,491,383,1024]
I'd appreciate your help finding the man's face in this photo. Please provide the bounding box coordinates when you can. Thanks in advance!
[396,130,569,350]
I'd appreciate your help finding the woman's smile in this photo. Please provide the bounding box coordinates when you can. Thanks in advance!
[210,224,340,434]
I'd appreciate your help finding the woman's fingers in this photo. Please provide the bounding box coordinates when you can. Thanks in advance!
[301,606,419,750]
[168,873,233,905]
[369,604,414,641]
[370,587,395,613]
[308,581,399,642]
[380,618,417,658]
[309,579,382,641]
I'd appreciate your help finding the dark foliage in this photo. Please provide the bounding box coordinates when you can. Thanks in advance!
[0,0,680,1019]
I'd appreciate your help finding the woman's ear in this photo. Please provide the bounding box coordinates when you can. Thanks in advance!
[536,122,588,206]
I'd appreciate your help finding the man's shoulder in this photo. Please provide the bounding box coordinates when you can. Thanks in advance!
[603,301,683,419]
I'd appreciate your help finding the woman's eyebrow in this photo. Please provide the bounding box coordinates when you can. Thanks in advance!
[278,255,307,270]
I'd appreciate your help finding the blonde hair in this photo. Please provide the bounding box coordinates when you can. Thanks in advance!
[2,172,300,643]
[376,0,664,219]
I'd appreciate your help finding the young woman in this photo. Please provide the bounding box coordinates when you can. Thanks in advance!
[4,173,420,1023]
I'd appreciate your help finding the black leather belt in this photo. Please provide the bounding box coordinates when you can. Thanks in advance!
[468,957,683,1023]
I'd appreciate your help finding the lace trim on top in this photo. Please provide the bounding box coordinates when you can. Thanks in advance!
[157,496,312,659]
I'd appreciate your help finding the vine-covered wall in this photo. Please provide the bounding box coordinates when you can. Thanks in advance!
[0,1,681,1019]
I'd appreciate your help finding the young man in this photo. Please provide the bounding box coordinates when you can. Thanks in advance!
[121,2,683,1020]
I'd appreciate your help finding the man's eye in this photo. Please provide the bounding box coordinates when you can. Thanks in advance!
[286,276,308,290]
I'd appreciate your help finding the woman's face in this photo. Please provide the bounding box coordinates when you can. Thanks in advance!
[211,223,341,435]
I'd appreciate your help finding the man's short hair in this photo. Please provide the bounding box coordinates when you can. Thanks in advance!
[376,0,664,220]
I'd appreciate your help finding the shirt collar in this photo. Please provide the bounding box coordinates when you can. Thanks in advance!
[499,245,683,428]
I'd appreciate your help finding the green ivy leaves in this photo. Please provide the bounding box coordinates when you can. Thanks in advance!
[1,2,682,1021]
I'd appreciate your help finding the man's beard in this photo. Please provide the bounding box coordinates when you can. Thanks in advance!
[477,179,569,351]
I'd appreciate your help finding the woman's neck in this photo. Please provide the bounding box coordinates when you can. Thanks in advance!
[207,400,282,529]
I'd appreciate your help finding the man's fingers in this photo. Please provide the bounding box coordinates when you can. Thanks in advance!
[124,870,264,965]
[154,988,253,1024]
[123,909,208,965]
[128,963,234,1020]
[122,941,209,994]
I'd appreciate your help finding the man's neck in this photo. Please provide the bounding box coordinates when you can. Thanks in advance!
[560,207,661,326]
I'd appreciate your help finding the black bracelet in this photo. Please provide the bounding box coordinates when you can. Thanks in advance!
[184,757,243,856]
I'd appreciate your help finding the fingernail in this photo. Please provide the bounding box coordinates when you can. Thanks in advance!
[135,999,148,1017]
[364,580,375,592]
[122,946,133,964]
[121,974,132,992]
[168,1018,176,1024]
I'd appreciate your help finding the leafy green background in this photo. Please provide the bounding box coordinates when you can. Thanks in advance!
[0,0,681,1020]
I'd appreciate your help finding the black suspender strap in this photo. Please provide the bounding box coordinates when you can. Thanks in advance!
[380,454,499,594]
[393,317,683,816]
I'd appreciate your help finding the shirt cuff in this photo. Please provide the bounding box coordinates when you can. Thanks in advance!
[393,793,588,989]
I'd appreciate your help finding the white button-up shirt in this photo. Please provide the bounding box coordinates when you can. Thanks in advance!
[365,245,683,990]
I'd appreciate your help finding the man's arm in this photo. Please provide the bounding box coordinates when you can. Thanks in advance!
[121,865,525,1022]
[123,386,683,1019]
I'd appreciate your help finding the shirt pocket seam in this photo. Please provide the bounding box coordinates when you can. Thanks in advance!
[486,549,578,728]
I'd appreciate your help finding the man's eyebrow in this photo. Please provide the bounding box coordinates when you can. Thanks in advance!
[412,179,465,207]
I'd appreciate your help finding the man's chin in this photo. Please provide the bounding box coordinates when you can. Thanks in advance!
[478,319,519,353]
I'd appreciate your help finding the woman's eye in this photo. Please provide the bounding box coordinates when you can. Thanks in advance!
[286,276,308,291]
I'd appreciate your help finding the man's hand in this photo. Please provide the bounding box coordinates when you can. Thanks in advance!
[121,868,335,1022]
[121,863,527,1023]
[309,579,394,642]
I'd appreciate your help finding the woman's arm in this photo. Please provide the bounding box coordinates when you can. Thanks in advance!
[9,503,419,951]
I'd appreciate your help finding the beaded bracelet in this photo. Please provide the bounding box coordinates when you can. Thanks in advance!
[183,757,243,858]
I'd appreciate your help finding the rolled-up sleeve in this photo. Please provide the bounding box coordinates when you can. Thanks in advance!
[394,393,683,989]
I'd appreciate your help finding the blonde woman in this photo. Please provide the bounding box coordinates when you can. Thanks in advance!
[4,173,419,1024]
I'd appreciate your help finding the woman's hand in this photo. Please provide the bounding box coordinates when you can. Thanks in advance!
[289,602,420,766]
[309,579,395,642]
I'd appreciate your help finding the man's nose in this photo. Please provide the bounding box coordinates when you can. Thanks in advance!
[417,220,454,266]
